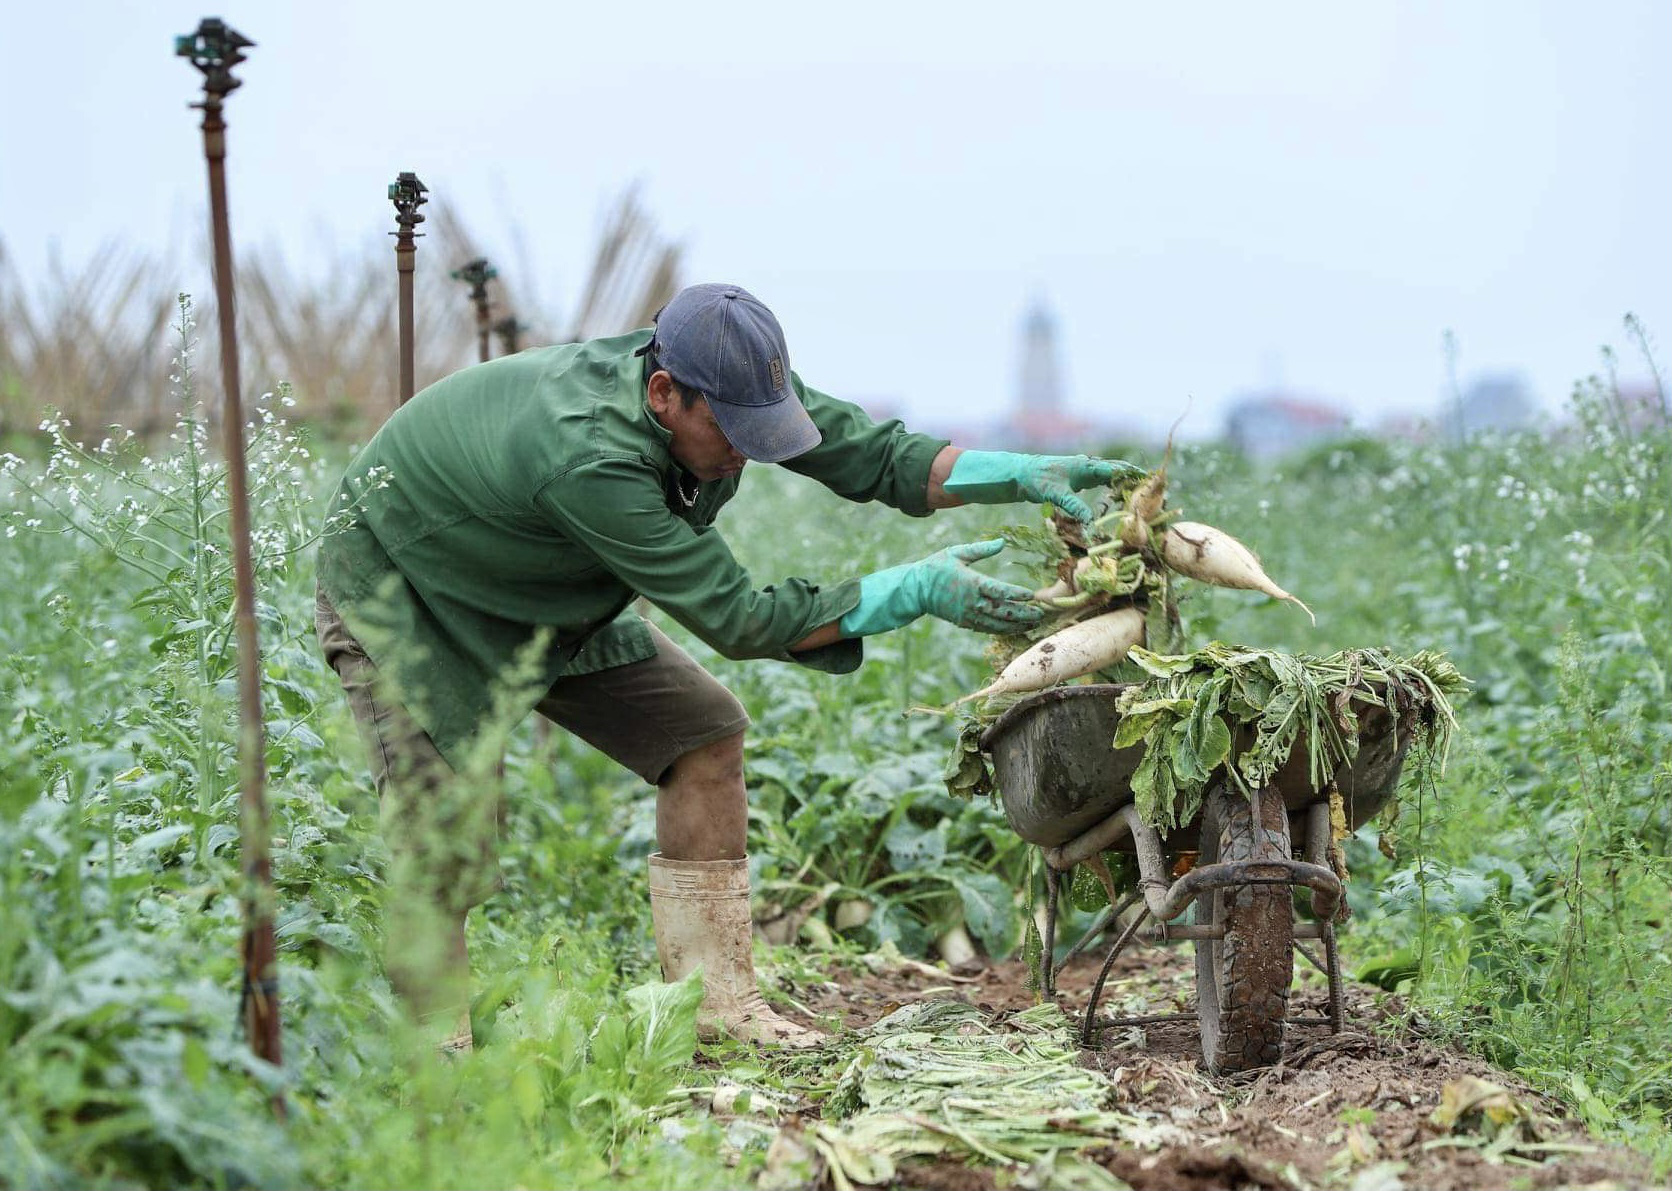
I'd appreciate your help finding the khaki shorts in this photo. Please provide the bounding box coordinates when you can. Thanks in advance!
[315,590,750,910]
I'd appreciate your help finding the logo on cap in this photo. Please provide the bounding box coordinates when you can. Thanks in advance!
[768,357,785,390]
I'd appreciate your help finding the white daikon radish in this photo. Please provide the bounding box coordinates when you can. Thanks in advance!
[1034,557,1106,606]
[1117,421,1179,547]
[953,606,1146,707]
[935,923,979,967]
[711,1084,748,1115]
[1118,468,1168,548]
[1075,552,1145,598]
[834,899,874,931]
[1160,520,1315,624]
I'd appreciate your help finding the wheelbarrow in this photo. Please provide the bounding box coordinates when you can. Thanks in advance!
[980,682,1416,1073]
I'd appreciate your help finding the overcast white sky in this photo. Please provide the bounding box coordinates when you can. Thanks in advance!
[2,0,1668,440]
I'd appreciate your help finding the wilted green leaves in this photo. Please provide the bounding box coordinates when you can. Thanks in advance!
[1114,643,1463,832]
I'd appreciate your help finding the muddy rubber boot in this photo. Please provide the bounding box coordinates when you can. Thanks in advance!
[648,853,826,1049]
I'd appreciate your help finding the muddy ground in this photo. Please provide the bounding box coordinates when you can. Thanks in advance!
[777,940,1651,1191]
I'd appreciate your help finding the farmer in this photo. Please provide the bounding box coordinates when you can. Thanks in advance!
[316,283,1138,1051]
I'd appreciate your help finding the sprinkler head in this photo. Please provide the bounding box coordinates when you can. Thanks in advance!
[175,19,254,96]
[451,258,498,292]
[389,172,429,231]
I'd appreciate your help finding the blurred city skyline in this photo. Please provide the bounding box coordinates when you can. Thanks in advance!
[3,1,1669,442]
[905,296,1593,453]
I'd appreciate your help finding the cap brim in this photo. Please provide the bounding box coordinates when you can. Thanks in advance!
[707,394,822,463]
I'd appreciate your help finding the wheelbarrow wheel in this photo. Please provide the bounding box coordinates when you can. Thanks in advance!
[1194,784,1293,1073]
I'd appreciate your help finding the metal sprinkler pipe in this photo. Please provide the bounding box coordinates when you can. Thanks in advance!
[452,257,497,363]
[389,172,429,404]
[174,16,284,1106]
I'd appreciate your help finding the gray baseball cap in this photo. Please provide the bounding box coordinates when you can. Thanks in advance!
[638,283,822,463]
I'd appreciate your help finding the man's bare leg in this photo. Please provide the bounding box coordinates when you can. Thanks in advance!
[656,731,748,861]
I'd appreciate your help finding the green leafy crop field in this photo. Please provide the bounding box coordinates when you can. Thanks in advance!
[2,317,1668,1187]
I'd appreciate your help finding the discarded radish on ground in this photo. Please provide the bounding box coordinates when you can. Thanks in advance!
[1160,520,1315,624]
[936,923,978,967]
[834,899,874,931]
[947,606,1146,708]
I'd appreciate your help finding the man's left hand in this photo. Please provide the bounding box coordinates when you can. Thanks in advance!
[943,450,1146,523]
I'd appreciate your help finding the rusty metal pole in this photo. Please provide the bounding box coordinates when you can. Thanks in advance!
[452,258,496,363]
[492,314,526,357]
[175,18,284,1102]
[389,173,428,404]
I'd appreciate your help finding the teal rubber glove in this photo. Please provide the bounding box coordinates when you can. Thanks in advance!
[943,450,1145,523]
[839,540,1045,637]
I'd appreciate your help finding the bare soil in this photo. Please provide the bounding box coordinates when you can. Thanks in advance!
[782,940,1652,1191]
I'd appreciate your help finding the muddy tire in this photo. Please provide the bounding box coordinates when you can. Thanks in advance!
[1193,784,1293,1073]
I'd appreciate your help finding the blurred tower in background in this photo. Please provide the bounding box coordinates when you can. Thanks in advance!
[1004,296,1094,449]
[1018,299,1065,416]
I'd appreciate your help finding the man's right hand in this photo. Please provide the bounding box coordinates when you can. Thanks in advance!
[839,540,1045,638]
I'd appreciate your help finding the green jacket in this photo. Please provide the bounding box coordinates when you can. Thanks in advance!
[318,329,948,768]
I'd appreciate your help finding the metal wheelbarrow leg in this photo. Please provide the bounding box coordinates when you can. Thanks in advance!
[1041,785,1344,1070]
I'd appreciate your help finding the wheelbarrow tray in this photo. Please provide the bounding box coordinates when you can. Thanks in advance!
[979,682,1416,850]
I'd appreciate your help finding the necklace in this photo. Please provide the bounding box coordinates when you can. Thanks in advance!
[673,471,700,510]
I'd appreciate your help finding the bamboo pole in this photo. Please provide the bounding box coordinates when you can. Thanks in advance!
[451,257,496,363]
[175,18,283,1107]
[389,172,428,404]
